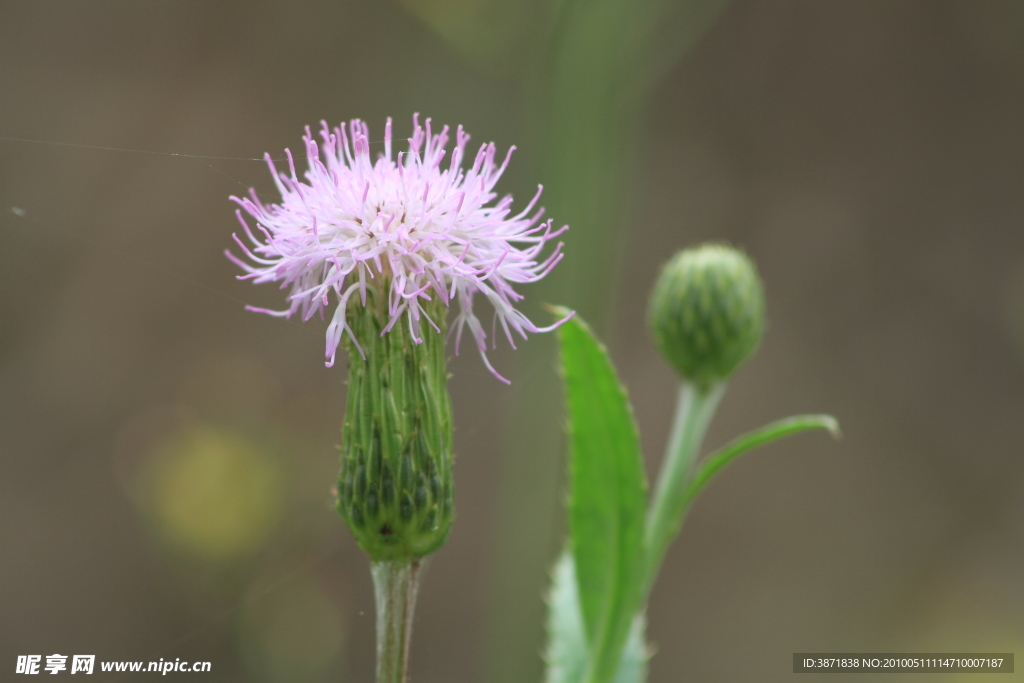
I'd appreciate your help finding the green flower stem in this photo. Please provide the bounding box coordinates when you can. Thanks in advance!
[643,381,725,592]
[371,560,422,683]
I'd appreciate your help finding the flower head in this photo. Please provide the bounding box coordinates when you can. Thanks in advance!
[227,115,569,382]
[648,243,765,388]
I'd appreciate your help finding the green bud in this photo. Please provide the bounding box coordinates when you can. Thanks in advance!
[335,292,454,562]
[648,243,766,388]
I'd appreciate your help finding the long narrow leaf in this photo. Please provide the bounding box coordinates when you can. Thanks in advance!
[558,312,648,683]
[684,414,840,507]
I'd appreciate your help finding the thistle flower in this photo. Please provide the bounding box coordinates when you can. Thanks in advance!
[226,115,569,382]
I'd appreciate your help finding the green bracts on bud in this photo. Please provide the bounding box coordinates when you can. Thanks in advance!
[648,244,766,388]
[336,294,454,562]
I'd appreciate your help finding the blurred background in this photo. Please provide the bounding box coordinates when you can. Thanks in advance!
[2,1,1024,681]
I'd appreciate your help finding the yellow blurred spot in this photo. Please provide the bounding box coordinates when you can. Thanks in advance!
[238,572,346,682]
[149,425,282,560]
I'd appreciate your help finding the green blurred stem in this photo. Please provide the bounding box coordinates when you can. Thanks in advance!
[643,381,724,591]
[486,1,731,679]
[372,560,421,683]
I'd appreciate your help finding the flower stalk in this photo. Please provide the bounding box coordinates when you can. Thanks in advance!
[643,381,724,592]
[372,560,422,683]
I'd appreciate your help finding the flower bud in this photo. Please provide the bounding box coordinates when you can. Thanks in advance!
[648,244,765,388]
[336,294,454,562]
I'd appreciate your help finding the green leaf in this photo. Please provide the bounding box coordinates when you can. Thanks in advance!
[557,311,648,683]
[543,552,589,683]
[544,551,649,683]
[684,414,840,507]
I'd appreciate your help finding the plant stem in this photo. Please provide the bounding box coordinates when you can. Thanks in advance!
[371,560,421,683]
[643,381,725,592]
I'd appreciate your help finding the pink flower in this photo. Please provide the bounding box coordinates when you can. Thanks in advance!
[227,115,570,382]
